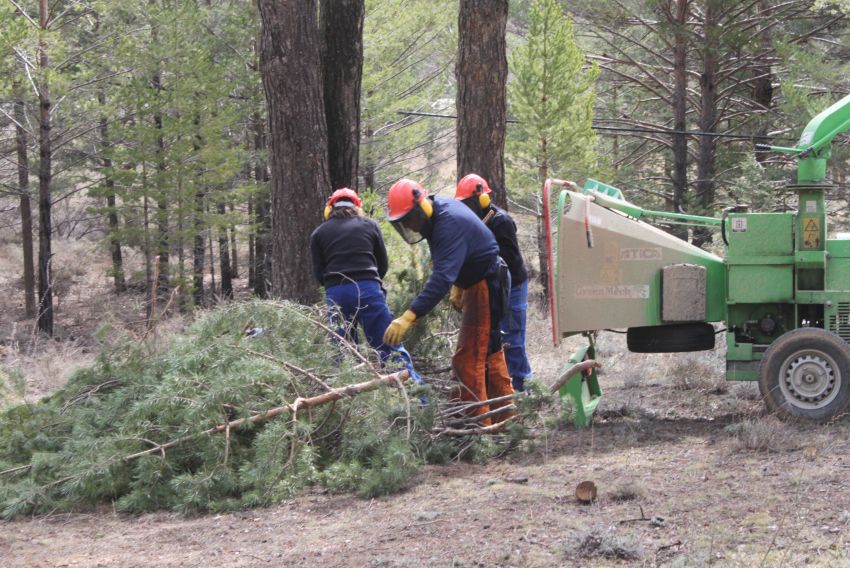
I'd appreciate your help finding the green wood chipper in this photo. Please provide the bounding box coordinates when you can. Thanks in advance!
[544,93,850,426]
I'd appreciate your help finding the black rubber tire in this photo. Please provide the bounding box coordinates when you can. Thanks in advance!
[626,323,715,353]
[758,327,850,422]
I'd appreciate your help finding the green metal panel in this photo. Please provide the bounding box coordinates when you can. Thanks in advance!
[827,238,850,258]
[826,255,850,290]
[725,213,793,260]
[728,266,794,303]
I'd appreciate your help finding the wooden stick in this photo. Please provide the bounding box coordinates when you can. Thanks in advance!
[432,415,517,437]
[122,370,409,463]
[549,360,601,394]
[444,404,516,427]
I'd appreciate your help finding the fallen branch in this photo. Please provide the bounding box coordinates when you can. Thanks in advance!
[444,404,516,427]
[122,370,409,463]
[549,360,601,394]
[432,415,517,437]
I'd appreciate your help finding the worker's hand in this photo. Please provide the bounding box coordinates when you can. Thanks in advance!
[384,310,417,346]
[449,285,464,312]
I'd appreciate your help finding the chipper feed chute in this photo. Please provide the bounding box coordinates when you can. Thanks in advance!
[542,180,726,427]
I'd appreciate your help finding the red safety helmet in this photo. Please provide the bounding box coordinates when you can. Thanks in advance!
[455,173,492,210]
[324,188,362,220]
[387,178,433,244]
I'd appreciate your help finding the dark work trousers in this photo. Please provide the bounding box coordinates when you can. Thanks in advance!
[325,279,422,384]
[500,280,532,391]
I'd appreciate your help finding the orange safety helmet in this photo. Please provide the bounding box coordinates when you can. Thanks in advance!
[455,173,492,210]
[387,178,433,243]
[324,188,362,220]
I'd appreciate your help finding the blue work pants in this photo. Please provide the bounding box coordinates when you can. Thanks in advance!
[500,280,532,391]
[325,279,422,384]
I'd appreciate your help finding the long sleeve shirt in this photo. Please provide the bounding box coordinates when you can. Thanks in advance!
[409,197,499,317]
[310,216,388,287]
[485,206,528,286]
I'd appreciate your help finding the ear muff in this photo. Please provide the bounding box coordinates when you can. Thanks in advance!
[323,205,332,220]
[473,182,491,209]
[412,188,434,218]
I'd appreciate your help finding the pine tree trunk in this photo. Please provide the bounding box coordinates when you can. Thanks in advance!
[98,91,126,293]
[193,116,205,308]
[456,0,508,208]
[669,0,689,241]
[321,0,364,191]
[252,112,271,298]
[37,0,54,336]
[753,0,774,164]
[258,0,329,304]
[153,63,170,304]
[537,151,550,304]
[218,202,233,299]
[229,203,238,279]
[693,2,718,249]
[14,90,36,318]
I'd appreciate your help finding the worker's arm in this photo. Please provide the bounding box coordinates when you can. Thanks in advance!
[409,226,467,317]
[489,213,525,282]
[309,230,326,285]
[373,220,389,279]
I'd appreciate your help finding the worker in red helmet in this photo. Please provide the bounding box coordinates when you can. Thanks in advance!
[455,173,532,392]
[311,188,421,385]
[383,179,514,424]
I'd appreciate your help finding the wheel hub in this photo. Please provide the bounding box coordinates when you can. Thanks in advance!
[781,351,840,410]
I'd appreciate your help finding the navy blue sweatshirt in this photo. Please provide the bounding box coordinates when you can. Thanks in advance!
[409,197,499,317]
[310,216,388,287]
[484,206,528,286]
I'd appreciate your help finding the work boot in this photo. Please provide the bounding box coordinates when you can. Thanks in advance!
[486,350,516,423]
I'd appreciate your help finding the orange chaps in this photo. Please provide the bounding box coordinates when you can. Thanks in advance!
[451,279,515,426]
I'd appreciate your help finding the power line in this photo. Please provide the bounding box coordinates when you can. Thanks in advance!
[395,110,798,142]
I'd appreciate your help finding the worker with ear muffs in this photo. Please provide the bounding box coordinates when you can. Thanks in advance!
[310,188,421,384]
[454,173,532,392]
[383,179,514,424]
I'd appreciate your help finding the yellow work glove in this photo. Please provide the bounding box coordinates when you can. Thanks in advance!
[383,310,417,346]
[449,285,464,312]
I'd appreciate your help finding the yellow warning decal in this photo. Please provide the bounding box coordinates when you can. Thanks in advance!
[803,217,820,248]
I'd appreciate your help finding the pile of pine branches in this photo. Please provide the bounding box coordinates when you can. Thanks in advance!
[0,300,568,518]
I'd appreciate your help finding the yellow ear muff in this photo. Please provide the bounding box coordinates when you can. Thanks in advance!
[479,193,491,209]
[323,205,332,220]
[420,197,433,218]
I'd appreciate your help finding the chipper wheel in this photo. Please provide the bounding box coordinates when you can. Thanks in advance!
[759,327,850,422]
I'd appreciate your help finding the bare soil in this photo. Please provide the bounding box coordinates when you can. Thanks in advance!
[3,242,850,567]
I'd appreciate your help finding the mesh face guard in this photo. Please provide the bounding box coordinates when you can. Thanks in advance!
[390,207,431,244]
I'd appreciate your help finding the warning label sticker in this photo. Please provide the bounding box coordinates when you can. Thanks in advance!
[803,217,820,248]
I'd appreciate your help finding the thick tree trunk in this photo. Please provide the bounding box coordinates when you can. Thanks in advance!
[456,0,509,208]
[693,1,718,249]
[669,0,689,240]
[98,91,126,293]
[14,93,36,318]
[252,112,271,298]
[258,0,329,304]
[321,0,364,191]
[37,0,53,336]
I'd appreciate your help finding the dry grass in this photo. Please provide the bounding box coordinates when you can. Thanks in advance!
[608,480,644,502]
[725,415,800,452]
[569,527,643,561]
[669,355,728,394]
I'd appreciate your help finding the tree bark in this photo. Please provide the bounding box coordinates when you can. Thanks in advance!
[218,202,233,299]
[37,0,54,336]
[753,0,774,164]
[229,203,238,279]
[14,89,36,318]
[98,91,126,293]
[192,114,205,308]
[321,0,364,191]
[693,0,718,249]
[669,0,689,240]
[258,0,329,304]
[456,0,509,208]
[252,112,271,298]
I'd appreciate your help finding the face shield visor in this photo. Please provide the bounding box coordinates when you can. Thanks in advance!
[390,206,430,244]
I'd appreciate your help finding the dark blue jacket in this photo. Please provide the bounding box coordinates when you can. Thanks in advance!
[485,206,527,286]
[409,197,499,317]
[310,216,388,287]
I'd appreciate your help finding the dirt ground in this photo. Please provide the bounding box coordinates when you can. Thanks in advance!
[4,241,850,567]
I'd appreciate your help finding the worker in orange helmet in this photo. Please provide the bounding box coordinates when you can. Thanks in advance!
[382,179,514,424]
[455,173,532,392]
[311,188,422,386]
